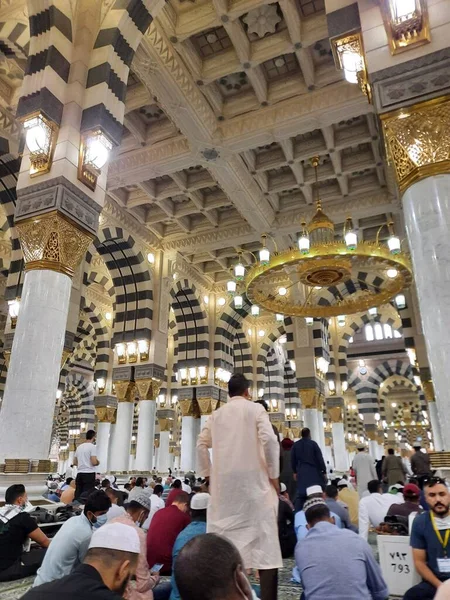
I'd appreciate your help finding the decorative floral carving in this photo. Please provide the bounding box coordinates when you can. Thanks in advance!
[243,4,281,38]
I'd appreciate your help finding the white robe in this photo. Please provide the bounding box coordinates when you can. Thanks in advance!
[197,396,282,569]
[352,451,378,497]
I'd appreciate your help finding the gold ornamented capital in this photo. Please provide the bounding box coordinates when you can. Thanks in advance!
[61,349,71,369]
[179,399,195,417]
[328,406,343,423]
[300,388,318,409]
[366,427,378,441]
[95,406,117,423]
[16,211,94,278]
[115,381,136,403]
[197,397,218,416]
[136,378,162,401]
[381,96,450,195]
[158,418,171,432]
[422,379,435,403]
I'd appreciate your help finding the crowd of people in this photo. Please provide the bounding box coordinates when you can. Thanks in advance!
[0,373,449,600]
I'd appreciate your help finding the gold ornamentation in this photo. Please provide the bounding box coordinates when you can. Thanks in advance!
[135,378,162,401]
[381,96,450,195]
[115,381,136,403]
[61,349,71,369]
[422,379,435,403]
[330,32,371,102]
[328,407,343,423]
[300,388,318,409]
[95,406,117,423]
[197,397,218,415]
[154,438,160,448]
[16,211,94,278]
[379,0,430,55]
[179,399,195,417]
[158,418,171,432]
[3,349,10,368]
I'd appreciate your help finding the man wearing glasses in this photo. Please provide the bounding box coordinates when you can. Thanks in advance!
[404,477,450,599]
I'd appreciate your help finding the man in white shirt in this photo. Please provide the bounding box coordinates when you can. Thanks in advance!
[73,430,100,501]
[359,479,403,540]
[142,484,165,530]
[352,444,378,497]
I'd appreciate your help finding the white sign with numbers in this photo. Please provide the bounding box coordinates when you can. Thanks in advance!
[377,535,421,596]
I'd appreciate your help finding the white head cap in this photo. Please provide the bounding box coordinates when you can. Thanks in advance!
[88,523,140,554]
[306,485,323,496]
[191,493,210,510]
[337,479,348,487]
[280,483,287,493]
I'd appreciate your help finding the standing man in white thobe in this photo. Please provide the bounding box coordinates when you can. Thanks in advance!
[352,444,378,497]
[197,373,282,600]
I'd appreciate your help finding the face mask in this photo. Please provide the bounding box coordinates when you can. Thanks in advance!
[93,513,108,529]
[137,511,147,528]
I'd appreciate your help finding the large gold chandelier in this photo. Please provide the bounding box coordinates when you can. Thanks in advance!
[235,157,413,318]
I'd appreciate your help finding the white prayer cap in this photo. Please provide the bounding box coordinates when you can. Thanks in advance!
[132,492,151,511]
[88,523,140,554]
[191,493,210,510]
[280,483,287,493]
[306,485,323,496]
[337,479,348,487]
[357,443,366,450]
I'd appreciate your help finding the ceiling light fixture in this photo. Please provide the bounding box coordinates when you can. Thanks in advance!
[22,112,58,176]
[78,129,113,190]
[379,0,430,54]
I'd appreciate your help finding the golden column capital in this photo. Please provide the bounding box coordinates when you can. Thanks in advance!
[95,406,117,423]
[115,381,136,403]
[158,418,171,432]
[422,379,435,403]
[16,211,94,277]
[328,406,343,423]
[135,378,162,401]
[381,96,450,196]
[179,399,195,417]
[300,388,319,409]
[197,397,218,416]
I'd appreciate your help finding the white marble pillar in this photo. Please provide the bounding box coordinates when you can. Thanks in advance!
[428,401,444,451]
[68,450,75,466]
[157,431,170,473]
[368,440,378,460]
[108,424,117,468]
[135,400,156,471]
[181,416,196,472]
[154,447,159,471]
[109,402,133,471]
[316,410,326,454]
[403,175,450,449]
[0,270,72,460]
[200,415,210,431]
[332,422,349,471]
[304,409,320,444]
[96,422,111,472]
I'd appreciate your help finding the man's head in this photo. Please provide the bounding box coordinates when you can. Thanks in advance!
[86,429,96,442]
[85,523,140,595]
[337,479,348,492]
[101,478,111,489]
[368,480,381,495]
[301,428,311,439]
[5,484,27,506]
[124,483,131,492]
[83,490,112,527]
[105,487,120,505]
[156,477,163,484]
[424,478,450,517]
[135,477,145,488]
[388,448,394,455]
[127,494,150,527]
[228,373,250,399]
[153,484,164,497]
[255,399,268,412]
[172,479,182,489]
[280,483,289,498]
[357,444,366,452]
[413,444,422,452]
[190,492,209,521]
[403,483,421,504]
[172,491,190,513]
[174,533,252,600]
[304,499,333,528]
[66,477,74,486]
[325,485,338,500]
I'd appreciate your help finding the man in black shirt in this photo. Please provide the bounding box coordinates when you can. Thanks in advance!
[22,522,140,600]
[0,484,50,581]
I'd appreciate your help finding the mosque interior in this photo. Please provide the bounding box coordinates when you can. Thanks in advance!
[0,0,448,480]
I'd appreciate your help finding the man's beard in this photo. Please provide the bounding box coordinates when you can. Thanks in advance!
[115,576,130,596]
[433,502,450,516]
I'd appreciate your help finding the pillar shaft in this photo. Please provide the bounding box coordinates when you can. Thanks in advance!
[428,402,444,451]
[332,422,349,471]
[157,431,170,472]
[96,422,111,471]
[109,402,134,471]
[135,400,156,471]
[316,410,326,454]
[0,269,71,460]
[304,409,320,443]
[181,416,197,472]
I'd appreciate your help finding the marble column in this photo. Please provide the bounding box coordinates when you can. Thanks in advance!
[96,422,111,472]
[158,431,170,472]
[94,401,117,472]
[428,401,444,451]
[301,389,321,445]
[368,440,378,460]
[180,399,197,472]
[382,98,450,449]
[316,409,326,454]
[135,379,161,472]
[332,422,349,471]
[109,382,135,471]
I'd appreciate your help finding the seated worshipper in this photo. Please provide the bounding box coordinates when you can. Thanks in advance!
[60,479,76,504]
[294,485,342,541]
[142,484,165,530]
[337,479,359,526]
[34,489,111,586]
[146,491,191,575]
[182,479,192,494]
[324,485,358,532]
[404,477,450,600]
[128,477,150,502]
[0,484,50,582]
[165,480,183,506]
[22,522,140,600]
[46,481,61,502]
[110,492,160,600]
[101,479,111,491]
[278,485,296,558]
[170,493,209,600]
[174,533,254,600]
[106,488,126,520]
[60,477,73,492]
[386,483,423,519]
[359,479,403,541]
[295,498,388,600]
[73,429,100,501]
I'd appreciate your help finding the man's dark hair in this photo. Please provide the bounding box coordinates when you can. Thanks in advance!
[301,428,311,438]
[85,547,138,568]
[101,478,111,488]
[175,533,242,600]
[191,508,207,522]
[5,484,26,504]
[154,484,164,496]
[368,480,381,494]
[86,429,96,440]
[193,485,202,493]
[228,373,250,398]
[172,479,182,489]
[325,485,338,500]
[83,490,111,516]
[124,483,131,491]
[156,477,162,484]
[136,477,145,487]
[65,477,74,485]
[173,491,190,505]
[128,500,149,513]
[413,444,421,450]
[105,487,120,501]
[255,399,268,412]
[388,448,394,455]
[305,503,330,526]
